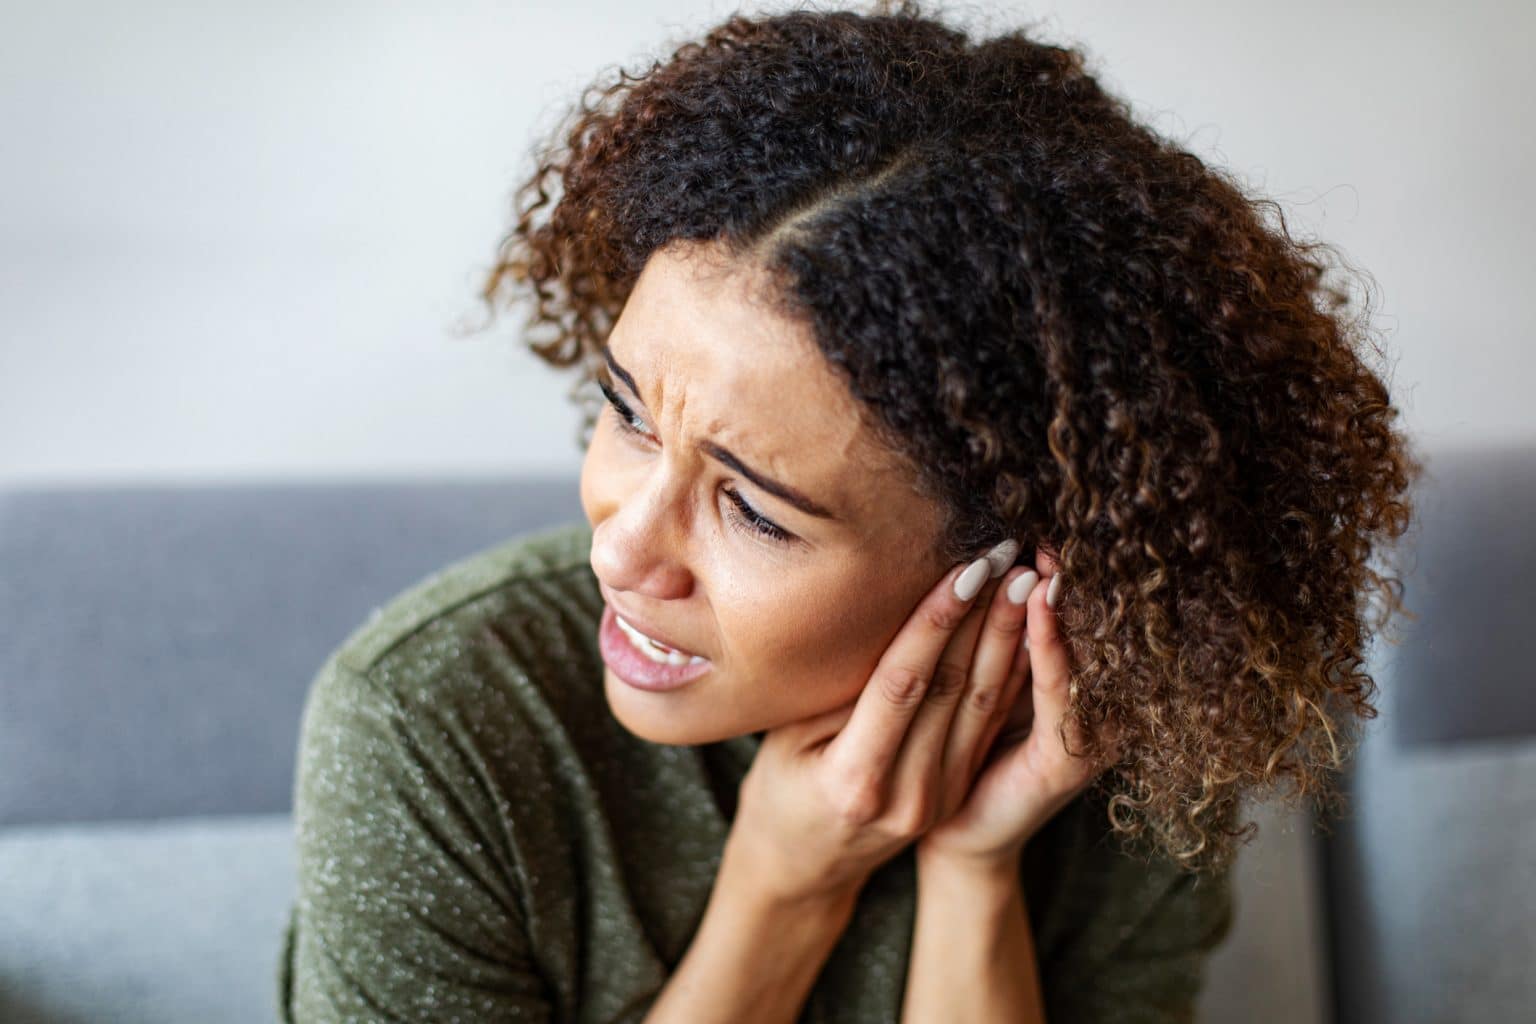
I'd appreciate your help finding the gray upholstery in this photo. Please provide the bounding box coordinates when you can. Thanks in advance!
[1,453,1531,1022]
[1200,799,1332,1023]
[1375,442,1536,745]
[0,814,294,1024]
[1318,441,1536,1022]
[1323,729,1535,1022]
[0,476,584,827]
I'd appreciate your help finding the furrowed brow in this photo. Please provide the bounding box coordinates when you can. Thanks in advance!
[601,346,837,521]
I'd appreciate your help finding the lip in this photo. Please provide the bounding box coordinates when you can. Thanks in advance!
[598,586,704,658]
[599,604,714,692]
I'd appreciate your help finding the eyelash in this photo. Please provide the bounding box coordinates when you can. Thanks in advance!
[596,380,793,545]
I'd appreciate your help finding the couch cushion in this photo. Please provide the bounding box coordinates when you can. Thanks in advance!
[0,812,295,1024]
[1322,715,1536,1022]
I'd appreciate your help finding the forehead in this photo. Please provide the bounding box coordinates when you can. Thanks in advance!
[609,243,917,522]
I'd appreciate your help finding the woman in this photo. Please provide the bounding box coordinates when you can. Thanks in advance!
[278,2,1419,1021]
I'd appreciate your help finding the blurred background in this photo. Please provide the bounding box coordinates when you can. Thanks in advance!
[5,0,1529,485]
[2,1,1531,1022]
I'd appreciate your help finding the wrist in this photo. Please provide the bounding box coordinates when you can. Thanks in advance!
[914,840,1025,890]
[644,840,857,1024]
[719,828,864,923]
[914,849,1022,926]
[905,842,1045,1024]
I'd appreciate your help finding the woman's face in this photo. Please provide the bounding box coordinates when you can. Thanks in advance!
[580,240,958,746]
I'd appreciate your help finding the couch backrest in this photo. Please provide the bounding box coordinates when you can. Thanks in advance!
[0,475,584,827]
[1318,441,1536,1023]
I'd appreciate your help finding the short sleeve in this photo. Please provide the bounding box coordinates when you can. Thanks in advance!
[1045,859,1235,1024]
[279,656,554,1022]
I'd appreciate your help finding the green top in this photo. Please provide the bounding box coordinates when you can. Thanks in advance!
[276,520,1233,1023]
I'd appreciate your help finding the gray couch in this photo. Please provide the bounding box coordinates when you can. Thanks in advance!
[1,454,1530,1022]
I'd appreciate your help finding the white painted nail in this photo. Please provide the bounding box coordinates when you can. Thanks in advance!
[984,538,1021,579]
[1006,569,1039,605]
[1046,573,1062,609]
[954,557,991,601]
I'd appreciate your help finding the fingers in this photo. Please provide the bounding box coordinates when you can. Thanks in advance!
[1019,556,1107,792]
[936,564,1038,805]
[826,547,1006,786]
[997,620,1038,740]
[895,537,1023,746]
[1024,558,1074,755]
[884,562,1010,818]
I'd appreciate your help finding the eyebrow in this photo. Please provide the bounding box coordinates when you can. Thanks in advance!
[602,346,838,521]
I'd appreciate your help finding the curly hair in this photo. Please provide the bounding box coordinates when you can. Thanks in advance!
[472,0,1422,874]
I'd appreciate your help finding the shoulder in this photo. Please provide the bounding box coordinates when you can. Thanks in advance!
[284,520,601,1021]
[296,518,606,785]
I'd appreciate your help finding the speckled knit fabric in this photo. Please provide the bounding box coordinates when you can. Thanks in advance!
[276,519,1233,1023]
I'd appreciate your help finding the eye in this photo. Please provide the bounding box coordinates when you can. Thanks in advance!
[722,486,792,545]
[597,379,648,438]
[596,378,795,546]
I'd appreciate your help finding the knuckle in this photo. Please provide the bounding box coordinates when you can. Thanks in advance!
[921,601,968,633]
[925,660,969,702]
[878,666,930,708]
[965,683,1003,716]
[831,777,884,825]
[989,611,1028,638]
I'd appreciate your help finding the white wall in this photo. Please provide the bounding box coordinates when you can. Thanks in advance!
[2,0,1529,486]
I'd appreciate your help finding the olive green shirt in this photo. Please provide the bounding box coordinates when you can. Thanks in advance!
[276,520,1232,1022]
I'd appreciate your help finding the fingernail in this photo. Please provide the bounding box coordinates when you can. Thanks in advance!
[984,538,1021,579]
[1006,569,1039,605]
[954,557,991,601]
[1046,573,1062,609]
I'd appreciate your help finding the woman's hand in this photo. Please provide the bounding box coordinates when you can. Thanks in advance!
[915,549,1116,872]
[726,538,1043,908]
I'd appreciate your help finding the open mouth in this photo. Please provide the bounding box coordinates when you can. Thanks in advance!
[613,612,707,665]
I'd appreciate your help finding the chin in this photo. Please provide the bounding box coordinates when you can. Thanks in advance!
[601,665,741,746]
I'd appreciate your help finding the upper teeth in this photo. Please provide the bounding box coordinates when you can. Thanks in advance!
[615,613,707,666]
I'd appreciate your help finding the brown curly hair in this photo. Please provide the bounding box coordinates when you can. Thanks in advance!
[471,0,1422,874]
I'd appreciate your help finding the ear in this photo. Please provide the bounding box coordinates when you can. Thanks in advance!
[1034,545,1061,578]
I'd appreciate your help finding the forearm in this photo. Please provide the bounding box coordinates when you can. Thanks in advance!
[643,833,860,1024]
[903,851,1046,1024]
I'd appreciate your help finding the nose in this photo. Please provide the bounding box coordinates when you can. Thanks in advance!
[588,464,696,603]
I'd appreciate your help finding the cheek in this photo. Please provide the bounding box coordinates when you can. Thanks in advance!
[730,574,919,712]
[579,428,621,523]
